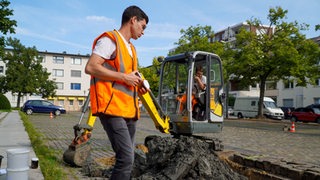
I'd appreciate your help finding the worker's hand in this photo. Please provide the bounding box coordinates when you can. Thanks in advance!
[138,86,149,95]
[124,71,142,87]
[195,75,202,82]
[138,78,150,95]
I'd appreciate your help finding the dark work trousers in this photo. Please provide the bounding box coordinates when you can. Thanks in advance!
[99,114,137,180]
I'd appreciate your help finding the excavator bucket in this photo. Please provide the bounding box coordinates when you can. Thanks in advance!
[63,139,92,167]
[63,93,96,167]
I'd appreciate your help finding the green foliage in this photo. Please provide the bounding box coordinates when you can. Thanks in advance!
[228,6,320,118]
[169,25,221,55]
[169,24,231,84]
[0,0,17,55]
[0,93,11,109]
[1,38,57,108]
[139,57,162,96]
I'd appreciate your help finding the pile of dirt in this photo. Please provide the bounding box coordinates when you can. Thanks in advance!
[82,135,247,179]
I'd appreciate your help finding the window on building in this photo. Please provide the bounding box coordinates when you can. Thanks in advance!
[316,79,320,86]
[283,99,294,107]
[0,66,3,74]
[56,82,64,90]
[284,80,294,89]
[71,57,82,65]
[314,98,320,104]
[251,101,256,106]
[250,83,257,90]
[230,80,249,91]
[69,100,74,106]
[58,100,64,106]
[52,69,64,77]
[53,56,64,64]
[71,83,81,90]
[39,55,46,63]
[78,100,84,106]
[266,81,277,90]
[71,70,81,77]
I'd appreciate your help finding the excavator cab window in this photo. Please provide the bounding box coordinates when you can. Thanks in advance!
[159,51,224,128]
[208,57,224,119]
[159,61,188,115]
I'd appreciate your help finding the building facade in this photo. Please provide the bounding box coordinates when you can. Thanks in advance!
[214,22,320,108]
[0,50,91,111]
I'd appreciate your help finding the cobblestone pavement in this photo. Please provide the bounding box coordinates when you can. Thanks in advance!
[28,112,320,179]
[211,119,320,165]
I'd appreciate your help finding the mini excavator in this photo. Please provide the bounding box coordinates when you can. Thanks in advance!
[63,51,225,167]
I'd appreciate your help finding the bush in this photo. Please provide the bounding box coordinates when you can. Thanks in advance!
[0,94,11,110]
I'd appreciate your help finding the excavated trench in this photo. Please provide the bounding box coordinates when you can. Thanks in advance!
[82,135,247,179]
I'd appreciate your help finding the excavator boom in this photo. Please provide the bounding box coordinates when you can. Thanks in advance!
[138,87,170,134]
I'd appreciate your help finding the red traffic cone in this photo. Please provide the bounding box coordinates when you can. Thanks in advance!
[50,112,54,119]
[289,121,295,132]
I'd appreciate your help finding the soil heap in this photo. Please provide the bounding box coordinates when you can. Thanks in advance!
[82,135,247,179]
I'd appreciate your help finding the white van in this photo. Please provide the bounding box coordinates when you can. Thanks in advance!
[233,97,284,120]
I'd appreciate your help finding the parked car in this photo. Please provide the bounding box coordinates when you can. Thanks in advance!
[291,107,320,123]
[21,100,66,115]
[279,107,295,119]
[306,104,320,109]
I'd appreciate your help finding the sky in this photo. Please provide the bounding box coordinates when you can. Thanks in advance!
[6,0,320,67]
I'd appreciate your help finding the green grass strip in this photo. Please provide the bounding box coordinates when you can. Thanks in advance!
[19,111,66,180]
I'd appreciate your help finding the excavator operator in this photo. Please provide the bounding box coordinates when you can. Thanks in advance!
[177,65,207,120]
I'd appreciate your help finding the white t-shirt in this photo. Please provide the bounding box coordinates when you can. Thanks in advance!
[92,31,132,59]
[194,75,207,92]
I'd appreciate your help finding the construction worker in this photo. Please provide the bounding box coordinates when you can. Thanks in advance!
[85,6,149,180]
[193,65,207,92]
[177,65,207,116]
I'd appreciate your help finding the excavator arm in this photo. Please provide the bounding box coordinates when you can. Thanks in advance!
[138,90,170,134]
[136,72,170,134]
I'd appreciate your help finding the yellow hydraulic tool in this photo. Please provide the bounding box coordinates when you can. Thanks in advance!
[137,72,170,134]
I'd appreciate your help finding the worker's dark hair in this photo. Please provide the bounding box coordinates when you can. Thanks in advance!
[122,5,149,25]
[196,65,204,72]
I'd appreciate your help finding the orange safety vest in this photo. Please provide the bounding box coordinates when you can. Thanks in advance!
[177,94,198,113]
[90,30,140,119]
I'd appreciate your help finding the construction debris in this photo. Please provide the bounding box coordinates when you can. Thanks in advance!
[82,135,247,179]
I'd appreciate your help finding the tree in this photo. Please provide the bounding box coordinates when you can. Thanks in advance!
[228,7,320,118]
[1,38,57,108]
[169,25,221,55]
[0,0,17,55]
[169,25,235,81]
[139,57,163,97]
[138,24,220,96]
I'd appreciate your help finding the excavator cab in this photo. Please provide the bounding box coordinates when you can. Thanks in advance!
[158,51,224,135]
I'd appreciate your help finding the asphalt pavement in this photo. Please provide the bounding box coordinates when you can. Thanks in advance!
[0,111,44,180]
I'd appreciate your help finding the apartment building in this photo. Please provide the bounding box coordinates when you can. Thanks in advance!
[214,22,320,108]
[0,50,91,111]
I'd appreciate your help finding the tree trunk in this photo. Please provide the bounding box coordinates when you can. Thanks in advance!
[16,92,21,108]
[257,79,266,119]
